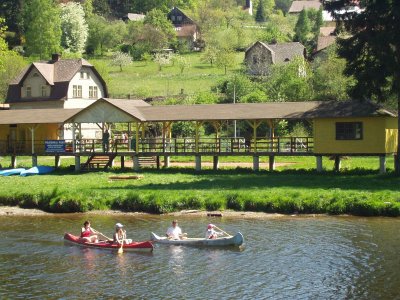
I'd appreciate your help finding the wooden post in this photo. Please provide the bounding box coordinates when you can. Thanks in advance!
[133,155,140,171]
[269,155,275,171]
[247,120,262,153]
[121,155,125,168]
[195,155,201,171]
[11,156,17,168]
[213,156,219,170]
[195,121,203,153]
[75,155,81,172]
[164,156,170,168]
[253,155,259,171]
[55,155,61,168]
[316,156,323,172]
[379,155,386,174]
[135,122,140,153]
[72,123,76,153]
[32,154,37,167]
[334,156,341,172]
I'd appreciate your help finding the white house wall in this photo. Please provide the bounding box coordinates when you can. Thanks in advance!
[66,67,105,107]
[22,71,50,98]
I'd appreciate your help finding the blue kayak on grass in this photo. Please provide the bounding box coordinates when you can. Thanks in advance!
[20,166,55,177]
[0,168,26,176]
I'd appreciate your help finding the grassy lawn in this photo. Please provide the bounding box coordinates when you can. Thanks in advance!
[91,52,245,98]
[1,155,399,216]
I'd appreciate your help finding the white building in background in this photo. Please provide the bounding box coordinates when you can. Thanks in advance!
[6,54,109,139]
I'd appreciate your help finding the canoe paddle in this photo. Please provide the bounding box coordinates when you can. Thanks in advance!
[213,225,232,237]
[117,231,125,254]
[91,227,112,241]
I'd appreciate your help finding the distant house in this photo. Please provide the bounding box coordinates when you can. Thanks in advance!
[122,13,145,22]
[244,41,306,75]
[167,7,199,49]
[288,1,321,13]
[316,26,336,52]
[5,54,108,139]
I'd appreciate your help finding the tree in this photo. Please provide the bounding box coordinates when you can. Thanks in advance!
[86,15,126,55]
[294,9,311,46]
[153,52,172,71]
[312,45,353,101]
[144,8,176,45]
[0,0,24,45]
[0,18,26,102]
[60,2,89,54]
[23,0,62,59]
[265,57,314,101]
[255,0,267,22]
[326,0,400,173]
[110,51,132,71]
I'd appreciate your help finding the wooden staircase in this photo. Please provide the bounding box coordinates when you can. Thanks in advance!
[81,154,116,171]
[138,156,158,168]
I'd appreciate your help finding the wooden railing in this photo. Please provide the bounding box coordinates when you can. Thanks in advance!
[0,137,313,155]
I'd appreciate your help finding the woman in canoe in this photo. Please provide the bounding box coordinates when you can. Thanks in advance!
[80,220,98,243]
[113,223,132,245]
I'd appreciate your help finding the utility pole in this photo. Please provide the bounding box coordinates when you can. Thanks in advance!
[233,81,237,139]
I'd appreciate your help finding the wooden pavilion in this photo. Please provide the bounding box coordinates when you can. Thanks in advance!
[0,98,397,173]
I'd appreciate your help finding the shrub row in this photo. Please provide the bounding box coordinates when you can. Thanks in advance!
[0,190,399,216]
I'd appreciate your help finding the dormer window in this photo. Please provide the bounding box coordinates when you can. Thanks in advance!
[26,86,32,97]
[80,71,86,79]
[73,85,82,98]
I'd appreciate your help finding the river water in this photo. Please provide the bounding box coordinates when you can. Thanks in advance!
[0,214,399,300]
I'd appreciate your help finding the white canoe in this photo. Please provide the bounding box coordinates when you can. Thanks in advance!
[150,232,244,247]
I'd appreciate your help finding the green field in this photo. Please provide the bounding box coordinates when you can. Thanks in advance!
[0,155,399,216]
[91,52,245,98]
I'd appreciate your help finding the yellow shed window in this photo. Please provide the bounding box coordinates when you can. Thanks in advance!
[336,122,363,140]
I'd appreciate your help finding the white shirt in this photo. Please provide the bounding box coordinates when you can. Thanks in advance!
[166,225,182,239]
[205,228,219,239]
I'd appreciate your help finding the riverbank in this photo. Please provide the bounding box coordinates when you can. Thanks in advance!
[1,165,400,217]
[0,206,290,219]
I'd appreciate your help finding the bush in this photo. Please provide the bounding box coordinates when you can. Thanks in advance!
[226,193,244,210]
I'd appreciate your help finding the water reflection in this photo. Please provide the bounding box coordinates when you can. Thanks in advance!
[0,215,400,299]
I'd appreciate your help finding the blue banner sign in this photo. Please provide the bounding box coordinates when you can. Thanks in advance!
[45,140,66,153]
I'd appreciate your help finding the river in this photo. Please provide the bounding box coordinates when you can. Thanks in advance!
[0,214,399,299]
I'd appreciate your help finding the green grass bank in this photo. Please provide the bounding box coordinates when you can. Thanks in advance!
[0,156,399,216]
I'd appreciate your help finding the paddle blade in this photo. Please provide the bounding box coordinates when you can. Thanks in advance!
[118,246,123,254]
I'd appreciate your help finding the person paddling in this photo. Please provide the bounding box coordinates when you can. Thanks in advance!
[113,223,132,245]
[205,224,223,239]
[166,220,187,240]
[80,220,98,243]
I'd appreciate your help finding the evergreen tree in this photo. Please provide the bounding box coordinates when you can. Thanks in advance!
[23,0,62,59]
[294,9,311,45]
[326,0,400,173]
[255,0,266,22]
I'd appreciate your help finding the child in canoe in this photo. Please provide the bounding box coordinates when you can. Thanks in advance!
[113,223,132,245]
[205,224,223,239]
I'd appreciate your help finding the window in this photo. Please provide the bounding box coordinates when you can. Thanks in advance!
[80,71,86,79]
[26,86,31,97]
[336,122,363,140]
[41,86,47,97]
[177,15,182,21]
[89,86,98,99]
[73,85,82,98]
[171,15,176,21]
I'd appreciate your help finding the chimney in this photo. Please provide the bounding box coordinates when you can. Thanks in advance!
[52,53,61,62]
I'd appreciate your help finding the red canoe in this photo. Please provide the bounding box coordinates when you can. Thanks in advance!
[64,233,153,252]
